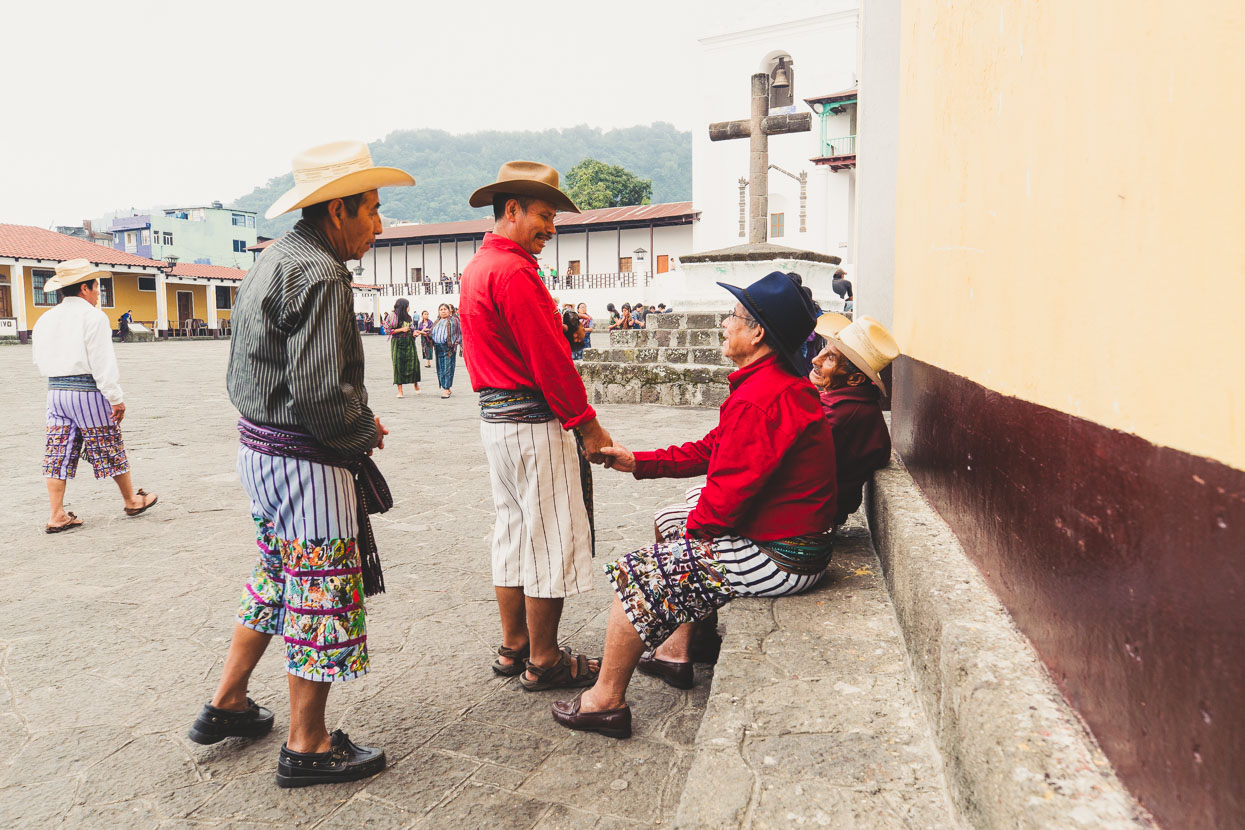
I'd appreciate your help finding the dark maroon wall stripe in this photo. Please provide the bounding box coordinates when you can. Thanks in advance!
[892,355,1245,830]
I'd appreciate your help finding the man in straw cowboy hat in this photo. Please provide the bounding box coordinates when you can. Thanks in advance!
[189,141,413,788]
[809,313,901,527]
[32,259,159,533]
[459,161,612,691]
[551,271,839,738]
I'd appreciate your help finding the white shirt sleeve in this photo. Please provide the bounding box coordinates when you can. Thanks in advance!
[85,309,124,404]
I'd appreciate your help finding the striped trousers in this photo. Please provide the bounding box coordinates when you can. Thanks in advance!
[480,419,594,598]
[43,388,129,480]
[234,446,368,682]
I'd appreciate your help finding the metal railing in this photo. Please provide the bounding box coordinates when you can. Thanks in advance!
[374,271,655,297]
[820,135,857,157]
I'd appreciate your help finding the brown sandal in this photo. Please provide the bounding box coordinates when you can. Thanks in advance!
[520,647,600,692]
[45,512,84,534]
[492,643,530,677]
[124,489,158,517]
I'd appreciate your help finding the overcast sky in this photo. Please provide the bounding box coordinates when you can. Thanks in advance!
[1,0,828,228]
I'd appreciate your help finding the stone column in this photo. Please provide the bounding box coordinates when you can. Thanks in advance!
[11,262,29,342]
[155,269,169,338]
[749,72,770,244]
[206,280,218,334]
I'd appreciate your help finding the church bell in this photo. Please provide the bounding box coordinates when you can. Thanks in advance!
[771,58,791,89]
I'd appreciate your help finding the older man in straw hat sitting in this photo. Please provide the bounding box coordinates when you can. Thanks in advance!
[808,313,901,528]
[32,259,159,533]
[551,272,838,738]
[459,161,613,692]
[188,141,414,788]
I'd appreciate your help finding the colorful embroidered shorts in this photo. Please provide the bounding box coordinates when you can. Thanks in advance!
[235,447,368,682]
[605,488,826,648]
[43,389,129,480]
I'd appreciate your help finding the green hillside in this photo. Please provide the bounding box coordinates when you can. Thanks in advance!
[233,123,691,237]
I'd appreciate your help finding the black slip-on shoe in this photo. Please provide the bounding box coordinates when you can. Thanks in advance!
[276,729,386,788]
[188,698,275,745]
[637,653,695,690]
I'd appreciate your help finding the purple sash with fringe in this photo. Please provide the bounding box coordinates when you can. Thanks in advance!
[237,417,392,596]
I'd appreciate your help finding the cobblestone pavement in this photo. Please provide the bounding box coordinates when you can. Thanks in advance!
[0,338,721,829]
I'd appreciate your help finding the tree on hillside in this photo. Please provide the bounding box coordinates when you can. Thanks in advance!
[564,159,653,210]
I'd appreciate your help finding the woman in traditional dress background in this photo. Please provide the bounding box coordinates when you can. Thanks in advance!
[431,302,462,398]
[386,298,420,397]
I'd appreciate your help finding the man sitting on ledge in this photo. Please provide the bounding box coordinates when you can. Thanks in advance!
[808,313,900,528]
[551,271,838,739]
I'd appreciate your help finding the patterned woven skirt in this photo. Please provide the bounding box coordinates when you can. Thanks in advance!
[390,337,420,385]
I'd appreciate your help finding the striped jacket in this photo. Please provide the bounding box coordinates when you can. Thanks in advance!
[227,221,376,456]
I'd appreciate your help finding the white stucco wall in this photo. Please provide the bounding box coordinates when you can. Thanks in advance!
[693,5,860,260]
[851,0,901,328]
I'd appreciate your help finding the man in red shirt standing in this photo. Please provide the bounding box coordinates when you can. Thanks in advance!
[460,162,612,691]
[551,271,838,738]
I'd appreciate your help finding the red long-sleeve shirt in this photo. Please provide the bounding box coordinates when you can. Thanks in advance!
[633,353,837,541]
[818,384,891,525]
[459,233,596,429]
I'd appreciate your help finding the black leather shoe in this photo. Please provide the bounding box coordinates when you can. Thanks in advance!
[690,625,723,664]
[552,693,631,739]
[276,730,386,788]
[188,699,275,745]
[637,653,695,690]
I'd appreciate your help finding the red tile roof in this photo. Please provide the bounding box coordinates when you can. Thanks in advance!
[0,223,164,268]
[167,262,248,280]
[248,202,698,250]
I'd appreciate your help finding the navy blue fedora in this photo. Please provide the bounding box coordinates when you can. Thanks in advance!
[717,271,818,374]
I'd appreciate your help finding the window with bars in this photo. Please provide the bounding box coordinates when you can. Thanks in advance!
[99,277,114,308]
[215,285,233,309]
[33,270,59,306]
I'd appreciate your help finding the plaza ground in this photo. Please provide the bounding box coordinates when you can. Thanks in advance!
[0,337,954,829]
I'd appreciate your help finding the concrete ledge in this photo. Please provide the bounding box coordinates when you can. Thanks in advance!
[868,456,1153,829]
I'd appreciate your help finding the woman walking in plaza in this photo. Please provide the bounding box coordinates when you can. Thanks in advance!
[431,302,462,398]
[417,309,434,367]
[386,298,420,397]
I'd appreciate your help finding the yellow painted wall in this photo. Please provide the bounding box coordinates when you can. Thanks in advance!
[894,0,1245,469]
[166,284,207,326]
[107,273,159,326]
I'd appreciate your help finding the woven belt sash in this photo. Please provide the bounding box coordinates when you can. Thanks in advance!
[759,532,835,575]
[237,418,392,597]
[478,387,595,557]
[48,374,98,391]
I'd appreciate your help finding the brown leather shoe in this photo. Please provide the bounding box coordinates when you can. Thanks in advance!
[637,653,695,690]
[551,692,631,739]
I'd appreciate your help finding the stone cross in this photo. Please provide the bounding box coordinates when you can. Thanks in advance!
[709,72,812,243]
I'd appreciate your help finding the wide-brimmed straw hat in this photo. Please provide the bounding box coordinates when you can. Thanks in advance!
[44,258,110,292]
[265,140,415,220]
[468,161,580,214]
[813,312,852,339]
[820,315,900,396]
[717,271,818,375]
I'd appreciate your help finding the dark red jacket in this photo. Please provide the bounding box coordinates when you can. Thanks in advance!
[633,354,837,541]
[459,234,596,429]
[818,384,891,525]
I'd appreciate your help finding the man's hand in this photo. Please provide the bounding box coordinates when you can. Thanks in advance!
[598,444,636,473]
[111,402,126,424]
[369,416,389,455]
[576,418,612,465]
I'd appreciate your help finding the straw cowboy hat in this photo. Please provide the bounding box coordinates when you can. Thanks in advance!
[717,271,818,375]
[468,161,580,214]
[44,259,110,292]
[814,313,900,396]
[265,140,415,220]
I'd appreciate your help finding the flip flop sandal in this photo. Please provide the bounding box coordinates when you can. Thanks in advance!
[492,643,531,677]
[45,512,83,534]
[124,489,159,517]
[519,647,600,692]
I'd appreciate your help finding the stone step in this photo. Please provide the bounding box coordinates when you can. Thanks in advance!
[649,312,728,331]
[581,347,731,367]
[603,328,723,349]
[578,361,731,407]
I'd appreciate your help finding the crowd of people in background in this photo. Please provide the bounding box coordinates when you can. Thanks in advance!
[380,301,463,398]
